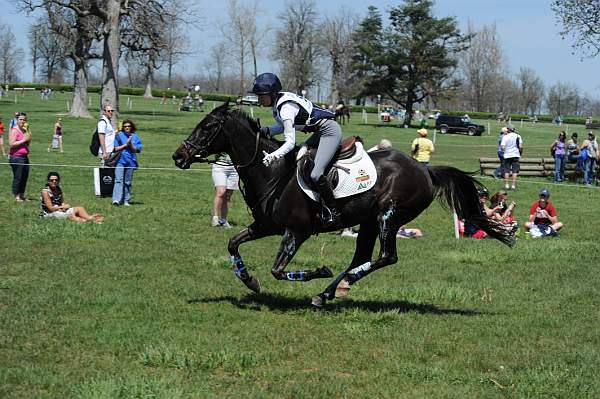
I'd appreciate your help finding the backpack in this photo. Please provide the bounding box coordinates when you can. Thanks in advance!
[89,119,106,156]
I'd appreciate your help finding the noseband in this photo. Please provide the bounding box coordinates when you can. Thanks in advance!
[181,112,261,169]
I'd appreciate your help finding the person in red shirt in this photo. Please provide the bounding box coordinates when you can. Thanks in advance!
[0,117,5,156]
[524,189,563,233]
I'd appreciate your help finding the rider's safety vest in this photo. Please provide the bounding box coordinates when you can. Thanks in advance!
[274,92,335,132]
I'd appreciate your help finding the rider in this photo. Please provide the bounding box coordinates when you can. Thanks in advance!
[251,72,342,227]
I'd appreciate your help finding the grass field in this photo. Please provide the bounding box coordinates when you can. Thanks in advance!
[1,92,599,398]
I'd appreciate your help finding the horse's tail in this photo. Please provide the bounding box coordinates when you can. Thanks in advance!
[427,166,515,247]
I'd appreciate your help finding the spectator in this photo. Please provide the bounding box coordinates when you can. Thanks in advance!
[581,132,599,185]
[111,119,142,206]
[524,189,563,237]
[490,190,517,226]
[411,128,435,166]
[493,127,508,179]
[566,132,579,163]
[397,225,424,238]
[0,117,5,157]
[40,172,104,223]
[462,188,494,238]
[98,104,116,164]
[211,152,239,228]
[367,139,392,152]
[550,131,567,182]
[47,117,64,153]
[501,127,523,190]
[8,112,31,202]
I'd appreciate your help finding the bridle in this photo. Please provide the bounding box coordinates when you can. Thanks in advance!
[181,111,261,169]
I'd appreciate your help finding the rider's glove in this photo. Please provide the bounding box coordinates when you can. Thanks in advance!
[262,150,276,166]
[260,126,270,137]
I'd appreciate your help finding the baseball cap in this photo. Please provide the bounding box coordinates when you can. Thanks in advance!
[539,188,550,198]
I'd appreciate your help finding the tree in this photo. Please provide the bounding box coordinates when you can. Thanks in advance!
[27,24,41,82]
[552,0,600,57]
[203,42,229,93]
[515,67,545,115]
[320,9,357,104]
[28,19,69,83]
[354,0,471,126]
[0,24,24,83]
[350,6,384,104]
[460,23,505,112]
[219,0,256,95]
[547,81,581,116]
[272,0,322,93]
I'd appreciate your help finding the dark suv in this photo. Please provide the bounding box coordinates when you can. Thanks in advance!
[435,115,485,136]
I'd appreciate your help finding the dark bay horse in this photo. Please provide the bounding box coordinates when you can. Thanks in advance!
[172,102,514,307]
[334,105,351,125]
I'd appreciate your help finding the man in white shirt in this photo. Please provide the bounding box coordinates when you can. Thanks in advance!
[500,127,523,190]
[98,104,116,164]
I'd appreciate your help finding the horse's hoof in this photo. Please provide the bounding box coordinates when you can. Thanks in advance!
[318,266,334,278]
[335,278,351,298]
[311,295,325,308]
[244,277,261,293]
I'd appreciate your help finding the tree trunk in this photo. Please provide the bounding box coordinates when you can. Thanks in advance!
[69,58,91,118]
[100,0,121,123]
[144,59,154,98]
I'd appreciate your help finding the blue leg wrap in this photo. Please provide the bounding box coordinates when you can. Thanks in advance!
[231,255,248,280]
[285,271,307,281]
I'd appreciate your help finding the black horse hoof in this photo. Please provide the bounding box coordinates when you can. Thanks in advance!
[311,294,326,308]
[317,266,334,278]
[244,277,261,293]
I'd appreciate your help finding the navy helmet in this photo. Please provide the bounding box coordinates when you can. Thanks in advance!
[539,188,550,198]
[251,73,282,95]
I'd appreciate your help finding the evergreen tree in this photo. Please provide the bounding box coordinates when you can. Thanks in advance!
[353,0,470,126]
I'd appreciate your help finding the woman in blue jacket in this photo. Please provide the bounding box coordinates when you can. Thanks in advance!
[112,119,142,206]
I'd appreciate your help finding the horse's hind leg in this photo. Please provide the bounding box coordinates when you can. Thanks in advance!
[228,222,271,293]
[312,222,378,306]
[271,229,334,281]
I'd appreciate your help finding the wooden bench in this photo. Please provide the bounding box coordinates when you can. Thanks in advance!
[478,157,589,179]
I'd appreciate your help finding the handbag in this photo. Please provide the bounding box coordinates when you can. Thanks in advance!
[104,135,123,167]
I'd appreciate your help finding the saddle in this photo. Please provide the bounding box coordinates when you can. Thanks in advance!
[298,136,363,190]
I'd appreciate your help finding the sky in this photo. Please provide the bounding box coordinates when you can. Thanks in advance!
[1,0,599,95]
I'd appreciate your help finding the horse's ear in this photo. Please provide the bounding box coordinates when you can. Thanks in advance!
[224,98,230,108]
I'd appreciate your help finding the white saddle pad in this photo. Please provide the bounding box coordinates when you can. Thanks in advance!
[297,142,378,201]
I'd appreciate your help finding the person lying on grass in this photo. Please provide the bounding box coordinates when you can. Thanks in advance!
[40,171,104,223]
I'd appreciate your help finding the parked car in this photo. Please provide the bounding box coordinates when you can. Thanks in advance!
[435,115,485,136]
[238,95,259,106]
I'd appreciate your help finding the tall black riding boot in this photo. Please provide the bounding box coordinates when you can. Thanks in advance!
[316,176,341,227]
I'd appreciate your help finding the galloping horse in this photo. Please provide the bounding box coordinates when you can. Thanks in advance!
[334,105,351,125]
[172,102,514,307]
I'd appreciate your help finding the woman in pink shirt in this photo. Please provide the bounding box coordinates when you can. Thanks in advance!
[8,112,31,202]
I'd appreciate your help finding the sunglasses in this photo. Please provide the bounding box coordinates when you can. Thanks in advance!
[18,118,26,121]
[123,125,132,128]
[106,110,114,113]
[49,179,59,182]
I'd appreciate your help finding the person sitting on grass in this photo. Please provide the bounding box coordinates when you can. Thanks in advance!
[462,188,495,239]
[490,190,517,225]
[40,172,104,223]
[524,189,563,237]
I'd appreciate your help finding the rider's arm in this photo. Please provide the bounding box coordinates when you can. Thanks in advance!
[271,119,295,158]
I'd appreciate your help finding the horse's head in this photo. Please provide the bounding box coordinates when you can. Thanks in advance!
[172,101,232,169]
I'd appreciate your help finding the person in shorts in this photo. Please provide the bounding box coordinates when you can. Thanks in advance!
[40,172,104,223]
[211,153,239,228]
[501,127,523,190]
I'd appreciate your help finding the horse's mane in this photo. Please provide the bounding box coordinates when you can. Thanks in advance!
[228,107,285,147]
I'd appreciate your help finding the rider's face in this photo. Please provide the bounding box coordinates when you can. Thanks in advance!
[258,94,273,107]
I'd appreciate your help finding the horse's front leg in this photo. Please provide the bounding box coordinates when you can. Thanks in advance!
[228,223,272,293]
[270,229,333,281]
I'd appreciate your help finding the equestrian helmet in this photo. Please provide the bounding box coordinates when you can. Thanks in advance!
[251,73,282,95]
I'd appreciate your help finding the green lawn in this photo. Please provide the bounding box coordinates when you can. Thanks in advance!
[1,92,599,398]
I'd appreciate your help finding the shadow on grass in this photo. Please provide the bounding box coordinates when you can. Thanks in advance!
[188,292,484,316]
